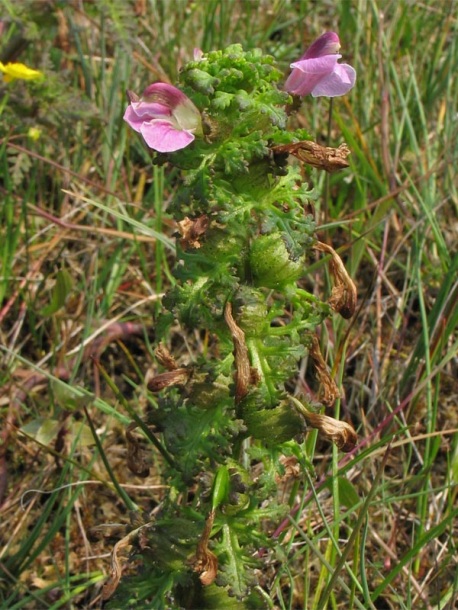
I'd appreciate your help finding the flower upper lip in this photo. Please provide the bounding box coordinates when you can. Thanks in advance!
[284,31,356,98]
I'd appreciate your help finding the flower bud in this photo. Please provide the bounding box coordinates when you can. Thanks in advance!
[233,287,269,337]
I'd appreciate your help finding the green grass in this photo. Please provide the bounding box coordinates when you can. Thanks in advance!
[1,0,457,608]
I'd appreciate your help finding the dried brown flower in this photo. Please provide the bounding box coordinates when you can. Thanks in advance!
[147,368,191,392]
[303,411,357,452]
[126,423,150,477]
[177,215,209,249]
[314,241,357,319]
[275,455,301,483]
[154,343,177,370]
[224,301,252,403]
[272,141,350,173]
[102,523,148,599]
[290,397,357,452]
[308,334,341,406]
[190,509,218,586]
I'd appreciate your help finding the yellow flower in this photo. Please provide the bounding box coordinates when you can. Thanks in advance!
[0,62,44,83]
[28,127,42,141]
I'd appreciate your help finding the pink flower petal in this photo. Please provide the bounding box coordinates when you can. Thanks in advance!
[130,101,171,119]
[303,32,340,60]
[142,82,188,109]
[284,68,319,96]
[284,32,356,98]
[140,119,195,152]
[124,82,202,152]
[292,55,340,74]
[123,105,144,133]
[311,63,356,97]
[284,56,339,96]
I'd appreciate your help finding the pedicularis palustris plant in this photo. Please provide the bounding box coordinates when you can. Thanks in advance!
[105,34,358,608]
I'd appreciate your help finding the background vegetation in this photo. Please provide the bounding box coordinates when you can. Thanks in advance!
[0,0,457,608]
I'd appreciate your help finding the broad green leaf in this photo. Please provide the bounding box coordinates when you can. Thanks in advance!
[21,417,59,446]
[337,476,360,510]
[40,268,73,316]
[69,421,96,447]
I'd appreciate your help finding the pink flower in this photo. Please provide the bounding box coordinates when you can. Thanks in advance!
[123,83,202,153]
[284,32,356,98]
[193,48,204,61]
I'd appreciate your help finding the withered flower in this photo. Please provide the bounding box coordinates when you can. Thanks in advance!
[147,368,191,392]
[147,344,192,390]
[275,455,301,484]
[314,241,357,319]
[155,343,178,370]
[303,411,357,452]
[177,215,209,249]
[290,396,357,452]
[308,334,341,406]
[272,141,350,173]
[190,509,218,586]
[102,523,148,600]
[224,301,252,403]
[126,423,150,477]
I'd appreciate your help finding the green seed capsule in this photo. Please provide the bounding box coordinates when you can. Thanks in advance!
[240,392,306,443]
[249,232,304,289]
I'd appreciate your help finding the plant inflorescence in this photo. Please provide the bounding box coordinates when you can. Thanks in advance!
[106,40,357,608]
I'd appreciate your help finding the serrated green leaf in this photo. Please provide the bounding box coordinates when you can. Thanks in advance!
[211,91,234,110]
[216,522,252,599]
